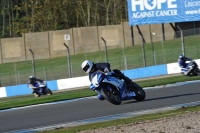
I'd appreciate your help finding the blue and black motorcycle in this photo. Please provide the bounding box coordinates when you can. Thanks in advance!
[183,61,200,76]
[32,81,52,97]
[90,71,146,105]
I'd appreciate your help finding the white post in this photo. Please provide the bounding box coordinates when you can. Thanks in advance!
[124,56,127,70]
[18,71,20,84]
[43,67,47,81]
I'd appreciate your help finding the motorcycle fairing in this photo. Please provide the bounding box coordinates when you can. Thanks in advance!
[90,71,133,100]
[91,71,106,88]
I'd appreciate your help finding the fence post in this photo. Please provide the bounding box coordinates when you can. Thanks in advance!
[64,43,72,78]
[149,25,155,65]
[29,49,36,77]
[18,71,20,84]
[124,56,127,70]
[101,37,108,63]
[43,67,47,81]
[142,36,146,67]
[161,35,166,64]
[154,51,157,65]
[177,25,186,56]
[70,64,73,77]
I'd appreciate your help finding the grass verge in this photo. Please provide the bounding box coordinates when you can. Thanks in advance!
[1,74,200,111]
[39,105,200,133]
[1,74,200,132]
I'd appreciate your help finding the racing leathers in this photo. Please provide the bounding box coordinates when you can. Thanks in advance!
[178,56,192,75]
[88,62,132,100]
[28,78,44,93]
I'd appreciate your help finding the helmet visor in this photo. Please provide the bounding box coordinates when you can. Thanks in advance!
[83,63,90,72]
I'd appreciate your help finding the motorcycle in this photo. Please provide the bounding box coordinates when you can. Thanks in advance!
[90,71,146,105]
[184,61,200,76]
[32,81,53,97]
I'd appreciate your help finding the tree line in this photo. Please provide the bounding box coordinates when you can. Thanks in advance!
[0,0,128,38]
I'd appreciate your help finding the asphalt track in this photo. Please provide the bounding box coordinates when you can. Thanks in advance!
[1,80,200,133]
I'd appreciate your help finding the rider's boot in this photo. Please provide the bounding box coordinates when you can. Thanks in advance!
[182,68,189,76]
[184,67,192,76]
[118,73,133,89]
[184,71,189,76]
[97,93,105,100]
[112,69,133,89]
[96,90,105,100]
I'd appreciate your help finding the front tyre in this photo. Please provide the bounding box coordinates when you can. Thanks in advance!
[130,82,146,101]
[101,85,121,105]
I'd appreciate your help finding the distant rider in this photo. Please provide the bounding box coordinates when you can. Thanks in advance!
[28,75,44,93]
[178,55,192,75]
[81,60,133,100]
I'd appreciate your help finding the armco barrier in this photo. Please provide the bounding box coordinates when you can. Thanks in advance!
[56,64,168,91]
[57,76,90,90]
[122,64,167,79]
[4,80,58,97]
[167,59,200,74]
[1,60,199,98]
[0,87,6,98]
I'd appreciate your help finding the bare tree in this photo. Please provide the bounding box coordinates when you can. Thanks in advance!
[0,0,128,37]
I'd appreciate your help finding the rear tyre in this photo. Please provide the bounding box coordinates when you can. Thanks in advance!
[193,69,200,76]
[129,82,146,101]
[45,88,53,95]
[101,85,121,105]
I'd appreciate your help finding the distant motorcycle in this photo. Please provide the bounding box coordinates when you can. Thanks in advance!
[32,81,52,97]
[183,61,200,76]
[90,71,146,105]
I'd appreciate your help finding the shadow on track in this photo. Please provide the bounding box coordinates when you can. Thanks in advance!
[123,93,200,105]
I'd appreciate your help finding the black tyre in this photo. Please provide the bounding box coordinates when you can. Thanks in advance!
[193,69,200,76]
[101,85,121,105]
[45,88,53,95]
[130,82,146,101]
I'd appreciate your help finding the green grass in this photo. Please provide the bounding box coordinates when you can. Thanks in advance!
[39,105,200,133]
[37,74,200,133]
[0,89,96,110]
[1,34,200,132]
[0,32,200,133]
[0,34,200,87]
[1,72,200,132]
[0,35,200,73]
[1,74,200,111]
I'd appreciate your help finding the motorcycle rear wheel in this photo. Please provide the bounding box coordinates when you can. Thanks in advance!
[101,85,121,105]
[45,88,53,95]
[193,69,200,76]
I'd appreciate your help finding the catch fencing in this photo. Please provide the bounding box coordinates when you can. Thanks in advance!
[0,28,200,87]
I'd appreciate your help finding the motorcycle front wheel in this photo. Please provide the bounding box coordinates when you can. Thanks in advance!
[130,82,146,101]
[101,85,121,105]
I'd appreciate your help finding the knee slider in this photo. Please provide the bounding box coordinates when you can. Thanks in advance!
[98,94,105,100]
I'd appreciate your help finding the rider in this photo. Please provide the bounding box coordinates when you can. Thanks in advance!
[81,60,133,100]
[28,75,44,93]
[178,55,192,75]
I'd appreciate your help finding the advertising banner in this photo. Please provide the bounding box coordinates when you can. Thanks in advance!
[127,0,200,25]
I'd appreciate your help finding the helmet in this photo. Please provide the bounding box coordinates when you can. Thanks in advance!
[81,60,93,73]
[29,75,35,79]
[179,55,184,59]
[29,75,36,84]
